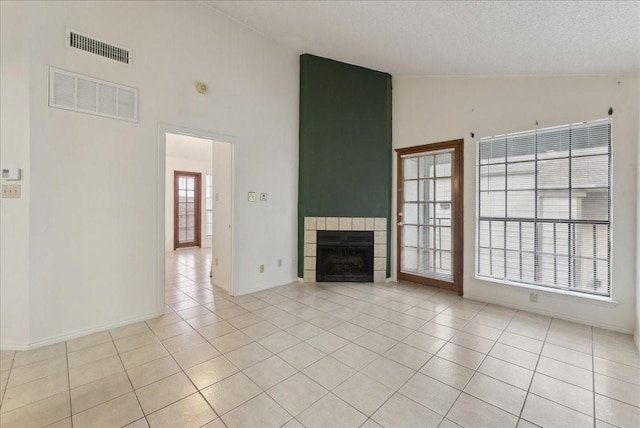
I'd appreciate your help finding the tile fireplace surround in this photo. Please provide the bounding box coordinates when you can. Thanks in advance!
[303,217,388,283]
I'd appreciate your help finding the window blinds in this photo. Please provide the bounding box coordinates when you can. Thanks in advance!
[476,119,611,297]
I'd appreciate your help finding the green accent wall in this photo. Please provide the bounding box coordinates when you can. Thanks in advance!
[298,54,392,277]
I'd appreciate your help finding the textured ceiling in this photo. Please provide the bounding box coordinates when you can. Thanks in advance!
[206,0,640,75]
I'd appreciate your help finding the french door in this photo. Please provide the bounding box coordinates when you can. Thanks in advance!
[174,171,202,249]
[396,140,464,294]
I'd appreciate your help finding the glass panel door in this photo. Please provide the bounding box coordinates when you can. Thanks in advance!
[174,171,202,249]
[396,141,463,293]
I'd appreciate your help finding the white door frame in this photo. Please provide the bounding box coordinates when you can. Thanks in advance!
[157,124,236,313]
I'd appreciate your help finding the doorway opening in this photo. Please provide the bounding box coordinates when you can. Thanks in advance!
[395,139,464,294]
[161,129,234,303]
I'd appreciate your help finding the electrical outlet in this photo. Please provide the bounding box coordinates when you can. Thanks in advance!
[259,264,264,273]
[260,192,268,201]
[529,293,538,303]
[2,184,21,198]
[248,192,257,202]
[278,259,282,267]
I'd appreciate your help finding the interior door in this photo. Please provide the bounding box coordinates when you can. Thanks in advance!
[396,140,463,294]
[174,171,202,249]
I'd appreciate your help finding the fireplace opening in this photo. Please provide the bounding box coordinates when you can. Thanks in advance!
[316,231,374,282]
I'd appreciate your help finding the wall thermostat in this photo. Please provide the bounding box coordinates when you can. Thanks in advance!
[2,168,21,180]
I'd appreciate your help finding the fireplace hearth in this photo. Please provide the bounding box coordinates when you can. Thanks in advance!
[316,231,374,282]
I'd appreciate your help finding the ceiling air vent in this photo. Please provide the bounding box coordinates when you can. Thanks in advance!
[66,29,131,65]
[49,67,138,122]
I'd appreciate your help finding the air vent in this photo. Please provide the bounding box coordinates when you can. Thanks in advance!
[49,67,138,122]
[66,29,131,65]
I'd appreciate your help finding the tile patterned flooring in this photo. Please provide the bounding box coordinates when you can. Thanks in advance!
[1,248,639,427]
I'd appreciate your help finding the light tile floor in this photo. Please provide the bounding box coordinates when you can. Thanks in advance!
[1,247,639,427]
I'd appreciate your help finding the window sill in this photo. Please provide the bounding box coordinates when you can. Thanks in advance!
[474,275,618,304]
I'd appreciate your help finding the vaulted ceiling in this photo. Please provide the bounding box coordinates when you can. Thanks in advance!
[207,0,639,75]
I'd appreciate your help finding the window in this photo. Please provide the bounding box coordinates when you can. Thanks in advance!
[205,174,213,237]
[476,119,611,297]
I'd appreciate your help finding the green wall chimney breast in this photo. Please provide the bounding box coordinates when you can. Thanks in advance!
[298,54,392,278]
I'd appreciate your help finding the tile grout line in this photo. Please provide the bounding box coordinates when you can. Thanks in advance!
[175,255,238,427]
[107,328,150,428]
[0,351,16,412]
[2,343,75,425]
[5,248,639,428]
[3,260,410,424]
[165,254,228,422]
[230,291,456,425]
[66,341,73,428]
[349,293,497,425]
[200,277,463,427]
[150,276,231,426]
[338,295,477,426]
[514,314,552,427]
[516,319,613,424]
[0,346,62,420]
[255,320,361,417]
[438,304,519,427]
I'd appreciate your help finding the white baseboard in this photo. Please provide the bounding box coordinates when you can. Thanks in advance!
[0,311,164,351]
[0,342,30,352]
[464,291,633,334]
[233,278,300,297]
[209,277,230,294]
[634,329,640,353]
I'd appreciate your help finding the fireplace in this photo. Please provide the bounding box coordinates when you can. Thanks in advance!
[316,231,374,282]
[303,217,387,283]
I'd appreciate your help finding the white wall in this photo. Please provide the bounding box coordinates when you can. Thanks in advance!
[165,134,213,252]
[1,0,299,348]
[210,141,233,292]
[0,1,31,348]
[394,75,638,333]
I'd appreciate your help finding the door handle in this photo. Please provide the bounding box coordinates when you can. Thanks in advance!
[397,222,403,227]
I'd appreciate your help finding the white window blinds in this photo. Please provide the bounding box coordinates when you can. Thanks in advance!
[476,118,611,297]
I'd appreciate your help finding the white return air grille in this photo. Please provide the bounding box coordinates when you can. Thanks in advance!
[66,29,131,65]
[49,67,138,122]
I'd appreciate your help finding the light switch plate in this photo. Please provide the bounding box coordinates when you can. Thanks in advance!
[248,191,257,202]
[1,168,21,180]
[2,184,21,198]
